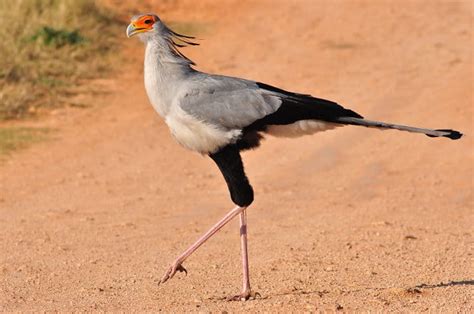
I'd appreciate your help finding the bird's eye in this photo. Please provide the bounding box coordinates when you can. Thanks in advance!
[144,19,153,25]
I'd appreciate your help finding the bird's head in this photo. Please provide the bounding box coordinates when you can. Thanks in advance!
[126,13,199,65]
[126,14,161,40]
[126,13,198,45]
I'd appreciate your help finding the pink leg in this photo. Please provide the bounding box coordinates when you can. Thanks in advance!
[227,208,260,300]
[240,209,251,294]
[159,205,246,285]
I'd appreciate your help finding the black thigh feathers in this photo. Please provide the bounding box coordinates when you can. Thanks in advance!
[209,145,254,207]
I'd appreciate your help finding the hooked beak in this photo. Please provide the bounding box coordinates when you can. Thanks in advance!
[126,23,148,38]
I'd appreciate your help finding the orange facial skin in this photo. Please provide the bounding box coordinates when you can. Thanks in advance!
[127,14,157,37]
[132,14,157,29]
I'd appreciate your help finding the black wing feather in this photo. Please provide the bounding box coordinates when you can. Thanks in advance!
[245,82,363,132]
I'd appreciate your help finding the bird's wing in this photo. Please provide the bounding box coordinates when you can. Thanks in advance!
[178,74,363,132]
[178,75,282,130]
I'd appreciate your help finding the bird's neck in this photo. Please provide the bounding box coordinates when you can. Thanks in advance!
[145,37,194,73]
[143,39,194,117]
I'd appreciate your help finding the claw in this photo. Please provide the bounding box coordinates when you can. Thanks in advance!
[176,264,187,275]
[158,262,187,285]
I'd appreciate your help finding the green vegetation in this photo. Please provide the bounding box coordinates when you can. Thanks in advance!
[31,26,85,47]
[0,0,119,120]
[0,127,52,157]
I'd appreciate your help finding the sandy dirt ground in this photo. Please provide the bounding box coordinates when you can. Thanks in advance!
[0,0,472,312]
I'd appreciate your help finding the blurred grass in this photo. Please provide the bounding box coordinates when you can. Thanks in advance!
[0,0,119,120]
[0,127,52,157]
[167,21,207,37]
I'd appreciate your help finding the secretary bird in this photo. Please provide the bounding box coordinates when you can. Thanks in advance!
[126,13,462,300]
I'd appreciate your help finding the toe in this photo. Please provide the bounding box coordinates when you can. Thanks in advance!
[158,263,187,285]
[226,290,261,301]
[158,271,171,285]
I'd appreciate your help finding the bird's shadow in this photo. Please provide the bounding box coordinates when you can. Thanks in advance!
[268,280,474,300]
[412,279,474,289]
[205,280,474,302]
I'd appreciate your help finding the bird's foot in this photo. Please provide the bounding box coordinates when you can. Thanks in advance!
[158,262,187,285]
[226,290,261,301]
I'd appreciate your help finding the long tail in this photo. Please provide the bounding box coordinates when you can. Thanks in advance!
[337,117,463,140]
[253,82,463,140]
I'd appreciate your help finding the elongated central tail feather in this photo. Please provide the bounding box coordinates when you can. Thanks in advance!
[337,117,463,140]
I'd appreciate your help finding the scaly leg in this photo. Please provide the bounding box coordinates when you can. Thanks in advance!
[227,208,260,301]
[159,205,246,284]
[240,209,251,294]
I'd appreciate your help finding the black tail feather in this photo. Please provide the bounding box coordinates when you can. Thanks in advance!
[427,129,463,140]
[337,117,463,140]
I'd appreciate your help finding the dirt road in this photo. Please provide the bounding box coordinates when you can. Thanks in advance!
[1,0,472,311]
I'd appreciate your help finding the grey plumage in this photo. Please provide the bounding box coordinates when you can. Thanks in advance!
[337,117,463,139]
[179,75,281,130]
